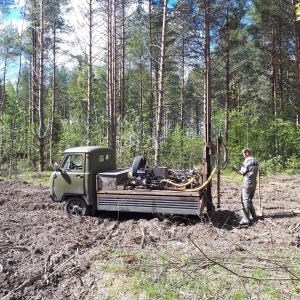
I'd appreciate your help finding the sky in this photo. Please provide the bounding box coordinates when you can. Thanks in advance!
[1,0,179,81]
[2,0,144,70]
[0,0,28,81]
[1,0,78,80]
[1,0,26,30]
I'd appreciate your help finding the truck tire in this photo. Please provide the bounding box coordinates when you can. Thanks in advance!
[131,155,146,176]
[64,197,90,219]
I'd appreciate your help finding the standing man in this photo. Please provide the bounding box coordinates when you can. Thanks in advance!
[233,148,259,225]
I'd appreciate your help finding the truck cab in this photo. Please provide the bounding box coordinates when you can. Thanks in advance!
[49,146,117,216]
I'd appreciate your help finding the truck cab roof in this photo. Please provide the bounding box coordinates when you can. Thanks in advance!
[64,146,114,154]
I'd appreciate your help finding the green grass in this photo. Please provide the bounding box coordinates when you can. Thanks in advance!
[0,170,52,186]
[90,245,300,299]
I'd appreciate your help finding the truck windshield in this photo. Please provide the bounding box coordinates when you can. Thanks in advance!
[61,154,83,170]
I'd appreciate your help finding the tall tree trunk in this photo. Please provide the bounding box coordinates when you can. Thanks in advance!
[204,1,211,149]
[196,97,200,135]
[292,0,300,124]
[106,0,116,149]
[50,23,56,165]
[31,0,38,168]
[278,31,284,115]
[154,0,168,165]
[271,24,277,117]
[87,0,93,146]
[224,10,229,164]
[139,59,144,144]
[180,32,185,162]
[180,33,185,132]
[38,0,45,172]
[106,0,110,146]
[107,0,112,147]
[112,0,116,150]
[148,0,154,139]
[119,0,125,122]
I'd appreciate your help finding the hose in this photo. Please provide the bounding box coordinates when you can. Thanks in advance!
[162,167,218,192]
[160,177,196,188]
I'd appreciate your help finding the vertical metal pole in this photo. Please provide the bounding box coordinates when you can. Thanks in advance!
[204,0,214,215]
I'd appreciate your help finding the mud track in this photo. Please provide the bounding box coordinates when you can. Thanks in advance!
[0,176,300,299]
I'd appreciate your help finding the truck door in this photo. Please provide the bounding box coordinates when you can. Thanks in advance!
[53,154,85,200]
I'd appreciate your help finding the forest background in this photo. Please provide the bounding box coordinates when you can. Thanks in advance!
[0,0,300,176]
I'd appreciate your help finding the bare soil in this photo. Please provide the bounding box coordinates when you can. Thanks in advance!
[0,175,300,299]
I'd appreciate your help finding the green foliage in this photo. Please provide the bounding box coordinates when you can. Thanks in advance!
[116,114,145,166]
[259,155,284,175]
[58,119,89,150]
[1,0,300,174]
[295,2,300,21]
[0,22,21,60]
[213,103,300,173]
[160,126,204,169]
[285,155,300,172]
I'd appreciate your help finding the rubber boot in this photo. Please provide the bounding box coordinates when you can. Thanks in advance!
[249,202,257,222]
[239,208,251,225]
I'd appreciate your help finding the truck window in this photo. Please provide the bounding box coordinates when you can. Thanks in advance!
[97,153,113,163]
[62,154,83,170]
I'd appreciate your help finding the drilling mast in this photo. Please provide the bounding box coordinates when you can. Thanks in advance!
[203,0,214,215]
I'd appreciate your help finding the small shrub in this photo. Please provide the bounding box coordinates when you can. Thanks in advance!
[285,155,300,171]
[259,155,284,175]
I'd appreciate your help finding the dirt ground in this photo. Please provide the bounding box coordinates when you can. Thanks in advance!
[0,175,300,299]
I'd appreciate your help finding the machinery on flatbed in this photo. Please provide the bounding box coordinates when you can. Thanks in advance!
[49,146,218,219]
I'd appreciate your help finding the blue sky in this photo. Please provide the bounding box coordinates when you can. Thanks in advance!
[168,0,177,9]
[0,2,27,81]
[1,0,22,19]
[6,9,20,20]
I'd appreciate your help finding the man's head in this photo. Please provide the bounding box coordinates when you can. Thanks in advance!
[241,148,251,157]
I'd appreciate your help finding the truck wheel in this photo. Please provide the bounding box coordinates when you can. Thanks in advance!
[64,197,90,219]
[132,156,146,176]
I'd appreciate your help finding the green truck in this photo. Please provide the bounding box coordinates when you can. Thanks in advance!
[49,146,212,219]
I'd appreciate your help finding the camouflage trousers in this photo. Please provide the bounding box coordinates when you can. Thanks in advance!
[241,182,256,207]
[241,182,257,221]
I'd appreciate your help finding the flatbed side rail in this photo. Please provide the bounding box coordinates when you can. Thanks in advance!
[97,190,202,215]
